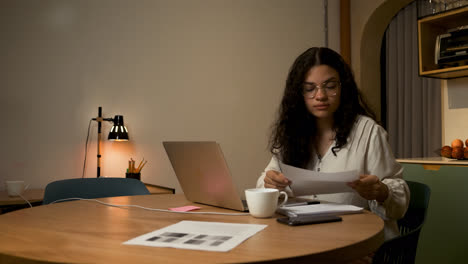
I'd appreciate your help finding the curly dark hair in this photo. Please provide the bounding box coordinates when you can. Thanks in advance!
[270,47,376,168]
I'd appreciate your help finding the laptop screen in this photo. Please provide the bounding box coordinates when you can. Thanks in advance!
[163,141,247,211]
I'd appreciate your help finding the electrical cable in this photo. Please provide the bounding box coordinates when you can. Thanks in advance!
[48,198,250,216]
[12,192,32,208]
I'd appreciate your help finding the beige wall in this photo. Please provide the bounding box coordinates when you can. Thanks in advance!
[350,0,385,86]
[1,0,342,196]
[442,78,468,146]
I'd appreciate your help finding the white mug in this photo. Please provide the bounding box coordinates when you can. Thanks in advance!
[245,188,288,218]
[5,181,28,197]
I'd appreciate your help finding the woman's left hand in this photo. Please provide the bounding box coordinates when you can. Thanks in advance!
[347,174,389,203]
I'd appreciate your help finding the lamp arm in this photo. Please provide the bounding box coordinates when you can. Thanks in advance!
[92,117,114,122]
[97,107,102,177]
[90,107,126,178]
[91,107,114,178]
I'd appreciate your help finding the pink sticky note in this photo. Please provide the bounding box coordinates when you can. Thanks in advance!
[169,205,201,212]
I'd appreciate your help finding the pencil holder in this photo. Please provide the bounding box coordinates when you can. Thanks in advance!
[126,172,141,180]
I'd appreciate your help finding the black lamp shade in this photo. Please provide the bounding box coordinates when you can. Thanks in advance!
[108,115,129,141]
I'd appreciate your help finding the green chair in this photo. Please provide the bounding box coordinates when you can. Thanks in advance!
[43,177,150,204]
[372,181,431,264]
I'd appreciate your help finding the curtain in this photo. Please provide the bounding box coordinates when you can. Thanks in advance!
[385,1,441,159]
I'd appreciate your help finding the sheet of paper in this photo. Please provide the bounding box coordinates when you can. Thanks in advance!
[123,221,267,252]
[279,161,359,196]
[277,203,363,217]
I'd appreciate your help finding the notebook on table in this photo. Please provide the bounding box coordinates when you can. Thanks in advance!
[277,203,364,217]
[163,141,249,211]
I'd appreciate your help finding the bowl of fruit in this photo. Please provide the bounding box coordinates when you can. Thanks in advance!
[439,139,468,160]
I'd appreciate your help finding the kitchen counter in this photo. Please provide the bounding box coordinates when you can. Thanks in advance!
[397,157,468,170]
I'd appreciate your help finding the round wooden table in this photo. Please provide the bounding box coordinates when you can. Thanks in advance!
[0,194,384,263]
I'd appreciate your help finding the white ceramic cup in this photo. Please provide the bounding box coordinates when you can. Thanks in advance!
[245,188,288,218]
[5,181,28,197]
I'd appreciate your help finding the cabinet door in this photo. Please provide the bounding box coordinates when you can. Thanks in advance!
[402,163,468,263]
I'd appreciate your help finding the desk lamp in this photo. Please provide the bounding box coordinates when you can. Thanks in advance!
[92,106,129,177]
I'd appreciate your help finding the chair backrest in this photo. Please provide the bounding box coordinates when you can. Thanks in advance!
[398,181,431,235]
[372,180,431,264]
[43,177,150,205]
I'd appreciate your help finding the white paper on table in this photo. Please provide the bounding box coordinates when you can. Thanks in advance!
[123,221,267,252]
[279,161,359,196]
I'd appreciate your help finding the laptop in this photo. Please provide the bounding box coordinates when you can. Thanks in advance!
[163,141,249,211]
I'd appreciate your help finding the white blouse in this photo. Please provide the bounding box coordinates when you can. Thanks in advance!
[256,115,410,240]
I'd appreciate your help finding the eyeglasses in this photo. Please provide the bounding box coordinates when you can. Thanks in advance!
[303,80,340,99]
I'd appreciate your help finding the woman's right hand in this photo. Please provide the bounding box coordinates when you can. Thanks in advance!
[264,170,291,191]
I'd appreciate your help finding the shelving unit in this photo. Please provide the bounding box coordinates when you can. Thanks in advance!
[418,6,468,78]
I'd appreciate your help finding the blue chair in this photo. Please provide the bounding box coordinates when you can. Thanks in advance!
[43,177,150,205]
[372,181,431,264]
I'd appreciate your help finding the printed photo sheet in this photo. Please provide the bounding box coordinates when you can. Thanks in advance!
[123,220,267,252]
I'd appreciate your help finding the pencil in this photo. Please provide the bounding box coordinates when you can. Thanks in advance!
[136,158,144,172]
[138,160,147,173]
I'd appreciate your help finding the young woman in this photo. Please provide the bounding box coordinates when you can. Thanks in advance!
[256,47,409,240]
